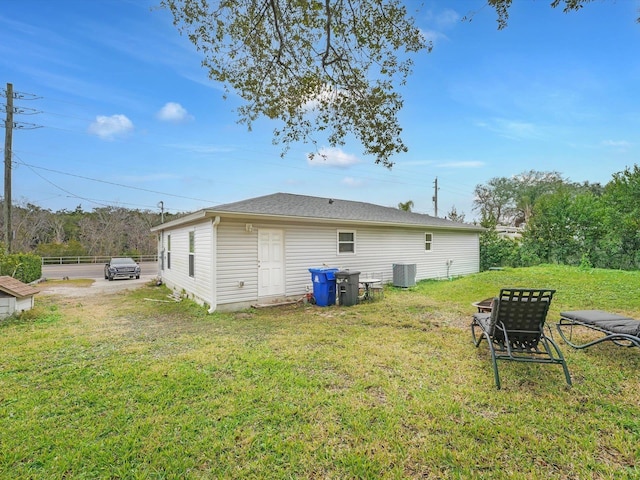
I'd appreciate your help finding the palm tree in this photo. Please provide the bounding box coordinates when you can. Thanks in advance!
[398,200,414,212]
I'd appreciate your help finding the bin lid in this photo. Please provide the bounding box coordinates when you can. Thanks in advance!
[309,267,339,273]
[336,270,361,277]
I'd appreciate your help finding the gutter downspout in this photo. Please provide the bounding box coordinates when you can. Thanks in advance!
[208,216,220,313]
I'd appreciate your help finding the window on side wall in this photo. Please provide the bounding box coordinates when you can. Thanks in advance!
[188,231,195,277]
[167,234,171,270]
[425,232,433,251]
[338,230,355,254]
[159,234,165,271]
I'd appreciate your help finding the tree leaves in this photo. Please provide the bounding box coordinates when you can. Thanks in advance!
[161,1,638,166]
[475,166,640,270]
[161,0,428,167]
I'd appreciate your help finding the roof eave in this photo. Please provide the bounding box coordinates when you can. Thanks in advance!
[150,209,211,231]
[151,209,482,232]
[0,287,37,298]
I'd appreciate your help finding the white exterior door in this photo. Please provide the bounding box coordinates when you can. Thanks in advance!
[258,229,285,297]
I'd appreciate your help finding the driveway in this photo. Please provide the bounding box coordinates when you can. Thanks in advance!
[39,262,159,298]
[42,262,159,280]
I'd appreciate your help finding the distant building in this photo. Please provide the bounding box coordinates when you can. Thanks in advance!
[496,225,523,239]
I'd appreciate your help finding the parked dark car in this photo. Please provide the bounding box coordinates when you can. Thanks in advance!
[104,257,141,281]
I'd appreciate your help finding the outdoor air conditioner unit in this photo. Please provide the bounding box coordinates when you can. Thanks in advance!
[392,263,416,287]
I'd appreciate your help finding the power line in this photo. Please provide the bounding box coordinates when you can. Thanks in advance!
[12,152,184,212]
[8,93,479,214]
[22,93,438,190]
[17,161,219,204]
[12,95,445,195]
[17,156,112,209]
[13,106,42,116]
[0,89,42,101]
[9,122,42,130]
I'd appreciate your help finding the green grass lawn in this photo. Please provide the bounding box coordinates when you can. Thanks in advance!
[1,265,639,479]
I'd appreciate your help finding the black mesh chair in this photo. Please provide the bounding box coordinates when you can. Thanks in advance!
[471,288,572,389]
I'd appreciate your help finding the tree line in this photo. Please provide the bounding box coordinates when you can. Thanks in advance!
[476,165,640,271]
[1,163,638,271]
[0,204,174,258]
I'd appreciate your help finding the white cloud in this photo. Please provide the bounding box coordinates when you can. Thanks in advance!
[302,84,345,111]
[156,102,193,123]
[601,139,631,149]
[395,160,434,167]
[420,28,447,45]
[476,118,541,140]
[420,8,459,45]
[436,9,460,28]
[501,120,538,138]
[307,147,360,168]
[120,173,180,182]
[163,143,234,154]
[600,139,631,154]
[88,114,134,140]
[436,161,484,168]
[341,177,364,187]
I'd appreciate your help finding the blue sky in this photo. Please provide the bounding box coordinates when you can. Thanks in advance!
[2,1,639,220]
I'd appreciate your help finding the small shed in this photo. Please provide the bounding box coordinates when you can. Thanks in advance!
[0,276,39,318]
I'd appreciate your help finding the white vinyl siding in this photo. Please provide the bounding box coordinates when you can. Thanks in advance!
[223,221,478,299]
[158,223,214,308]
[190,224,213,303]
[159,217,479,312]
[216,222,260,306]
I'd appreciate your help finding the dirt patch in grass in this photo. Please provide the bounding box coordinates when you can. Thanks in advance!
[37,276,154,298]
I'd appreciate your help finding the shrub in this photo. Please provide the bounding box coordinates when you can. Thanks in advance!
[0,244,42,283]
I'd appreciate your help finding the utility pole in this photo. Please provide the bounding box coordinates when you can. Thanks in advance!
[157,201,165,223]
[4,83,13,252]
[432,177,439,217]
[2,84,41,253]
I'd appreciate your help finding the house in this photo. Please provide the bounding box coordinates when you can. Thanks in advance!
[0,276,39,318]
[496,224,523,239]
[150,193,483,312]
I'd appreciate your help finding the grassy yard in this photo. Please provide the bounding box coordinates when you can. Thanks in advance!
[1,265,639,479]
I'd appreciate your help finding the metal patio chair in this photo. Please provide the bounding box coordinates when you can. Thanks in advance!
[471,288,572,389]
[557,310,640,350]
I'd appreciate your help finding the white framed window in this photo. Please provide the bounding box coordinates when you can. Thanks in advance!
[188,231,195,277]
[338,230,356,254]
[167,234,171,270]
[425,232,433,251]
[159,234,165,271]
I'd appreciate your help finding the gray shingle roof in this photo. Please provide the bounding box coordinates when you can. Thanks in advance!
[210,193,480,230]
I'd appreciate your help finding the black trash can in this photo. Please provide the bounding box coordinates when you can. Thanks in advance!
[335,270,360,306]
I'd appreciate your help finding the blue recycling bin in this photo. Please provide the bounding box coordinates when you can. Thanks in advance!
[308,267,339,306]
